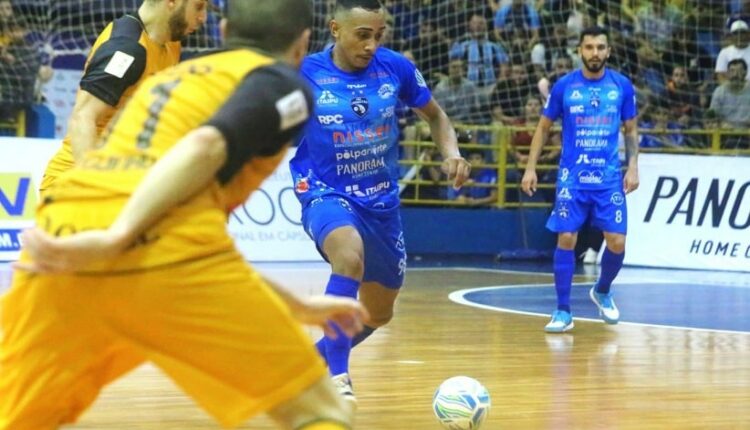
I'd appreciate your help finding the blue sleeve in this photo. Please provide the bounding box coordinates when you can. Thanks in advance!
[493,44,509,64]
[621,77,637,121]
[447,186,461,199]
[527,5,541,29]
[494,6,509,29]
[449,41,464,60]
[394,53,432,109]
[542,79,564,121]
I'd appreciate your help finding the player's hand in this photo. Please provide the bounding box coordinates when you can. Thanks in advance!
[13,227,128,273]
[623,166,639,194]
[296,295,371,339]
[442,156,471,190]
[521,169,538,196]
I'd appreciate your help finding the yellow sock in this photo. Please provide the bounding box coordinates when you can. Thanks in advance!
[297,420,349,430]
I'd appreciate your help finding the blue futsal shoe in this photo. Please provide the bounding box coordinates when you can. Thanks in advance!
[589,287,620,324]
[544,310,574,333]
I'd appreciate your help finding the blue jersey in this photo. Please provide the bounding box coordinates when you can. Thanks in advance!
[543,68,637,190]
[290,46,432,209]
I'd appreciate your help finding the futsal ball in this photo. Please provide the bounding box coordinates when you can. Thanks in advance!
[432,376,491,430]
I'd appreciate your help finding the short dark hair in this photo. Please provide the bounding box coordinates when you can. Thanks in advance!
[334,0,383,16]
[728,58,748,72]
[224,0,312,53]
[578,26,609,45]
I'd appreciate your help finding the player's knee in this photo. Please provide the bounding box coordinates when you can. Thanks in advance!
[604,233,626,253]
[368,308,394,327]
[606,240,625,253]
[557,232,577,249]
[329,249,364,279]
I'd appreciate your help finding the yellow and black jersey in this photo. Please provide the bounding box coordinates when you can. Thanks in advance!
[81,13,181,108]
[39,48,312,271]
[41,13,181,188]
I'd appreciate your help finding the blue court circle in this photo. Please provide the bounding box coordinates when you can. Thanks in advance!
[453,282,750,333]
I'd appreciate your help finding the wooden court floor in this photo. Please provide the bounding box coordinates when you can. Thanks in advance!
[2,265,747,429]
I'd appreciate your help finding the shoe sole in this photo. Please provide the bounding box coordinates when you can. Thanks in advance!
[544,321,574,333]
[589,288,619,325]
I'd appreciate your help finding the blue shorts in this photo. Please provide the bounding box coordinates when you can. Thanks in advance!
[301,195,406,289]
[546,186,627,234]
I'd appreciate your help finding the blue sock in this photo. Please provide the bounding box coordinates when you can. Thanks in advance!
[351,325,376,348]
[553,248,575,313]
[320,274,359,376]
[596,248,624,294]
[315,338,326,359]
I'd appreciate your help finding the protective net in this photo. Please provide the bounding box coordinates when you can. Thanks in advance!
[0,0,223,118]
[4,0,749,145]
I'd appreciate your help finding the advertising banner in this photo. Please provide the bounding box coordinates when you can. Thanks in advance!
[626,153,750,272]
[0,138,59,260]
[0,139,321,262]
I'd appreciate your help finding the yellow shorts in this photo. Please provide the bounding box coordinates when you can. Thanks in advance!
[0,251,326,429]
[40,145,74,191]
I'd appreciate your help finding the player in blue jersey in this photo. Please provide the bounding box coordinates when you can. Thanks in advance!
[521,26,640,333]
[290,0,471,402]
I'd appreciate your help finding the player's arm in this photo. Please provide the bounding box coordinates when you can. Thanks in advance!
[16,64,312,273]
[521,115,554,196]
[622,117,639,194]
[261,276,369,338]
[66,90,117,162]
[71,37,147,162]
[413,98,471,189]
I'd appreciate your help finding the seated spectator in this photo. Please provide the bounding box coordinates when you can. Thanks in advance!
[538,55,572,99]
[405,20,450,88]
[638,104,687,149]
[493,0,541,49]
[400,145,446,204]
[426,0,497,43]
[448,149,498,207]
[608,30,639,78]
[0,0,44,121]
[506,95,559,202]
[715,19,750,83]
[450,13,509,88]
[538,0,575,27]
[504,27,546,81]
[432,59,484,124]
[637,35,667,97]
[710,58,750,129]
[488,62,538,123]
[532,23,575,79]
[635,0,682,51]
[666,66,701,119]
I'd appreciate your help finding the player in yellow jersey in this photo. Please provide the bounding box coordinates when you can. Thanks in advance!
[39,0,208,191]
[0,1,367,429]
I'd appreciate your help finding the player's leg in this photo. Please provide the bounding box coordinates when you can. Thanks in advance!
[302,197,364,394]
[589,188,628,323]
[267,375,353,430]
[102,251,345,428]
[354,210,407,347]
[318,225,364,402]
[0,269,144,429]
[545,189,589,332]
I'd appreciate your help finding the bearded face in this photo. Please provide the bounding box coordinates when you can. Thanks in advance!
[168,0,189,41]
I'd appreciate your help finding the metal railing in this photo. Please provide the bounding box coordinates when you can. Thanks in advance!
[398,124,750,208]
[0,110,26,137]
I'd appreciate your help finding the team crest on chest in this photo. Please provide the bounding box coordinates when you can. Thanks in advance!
[351,96,369,118]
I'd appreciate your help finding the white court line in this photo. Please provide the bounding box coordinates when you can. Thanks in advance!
[448,282,750,335]
[408,265,750,288]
